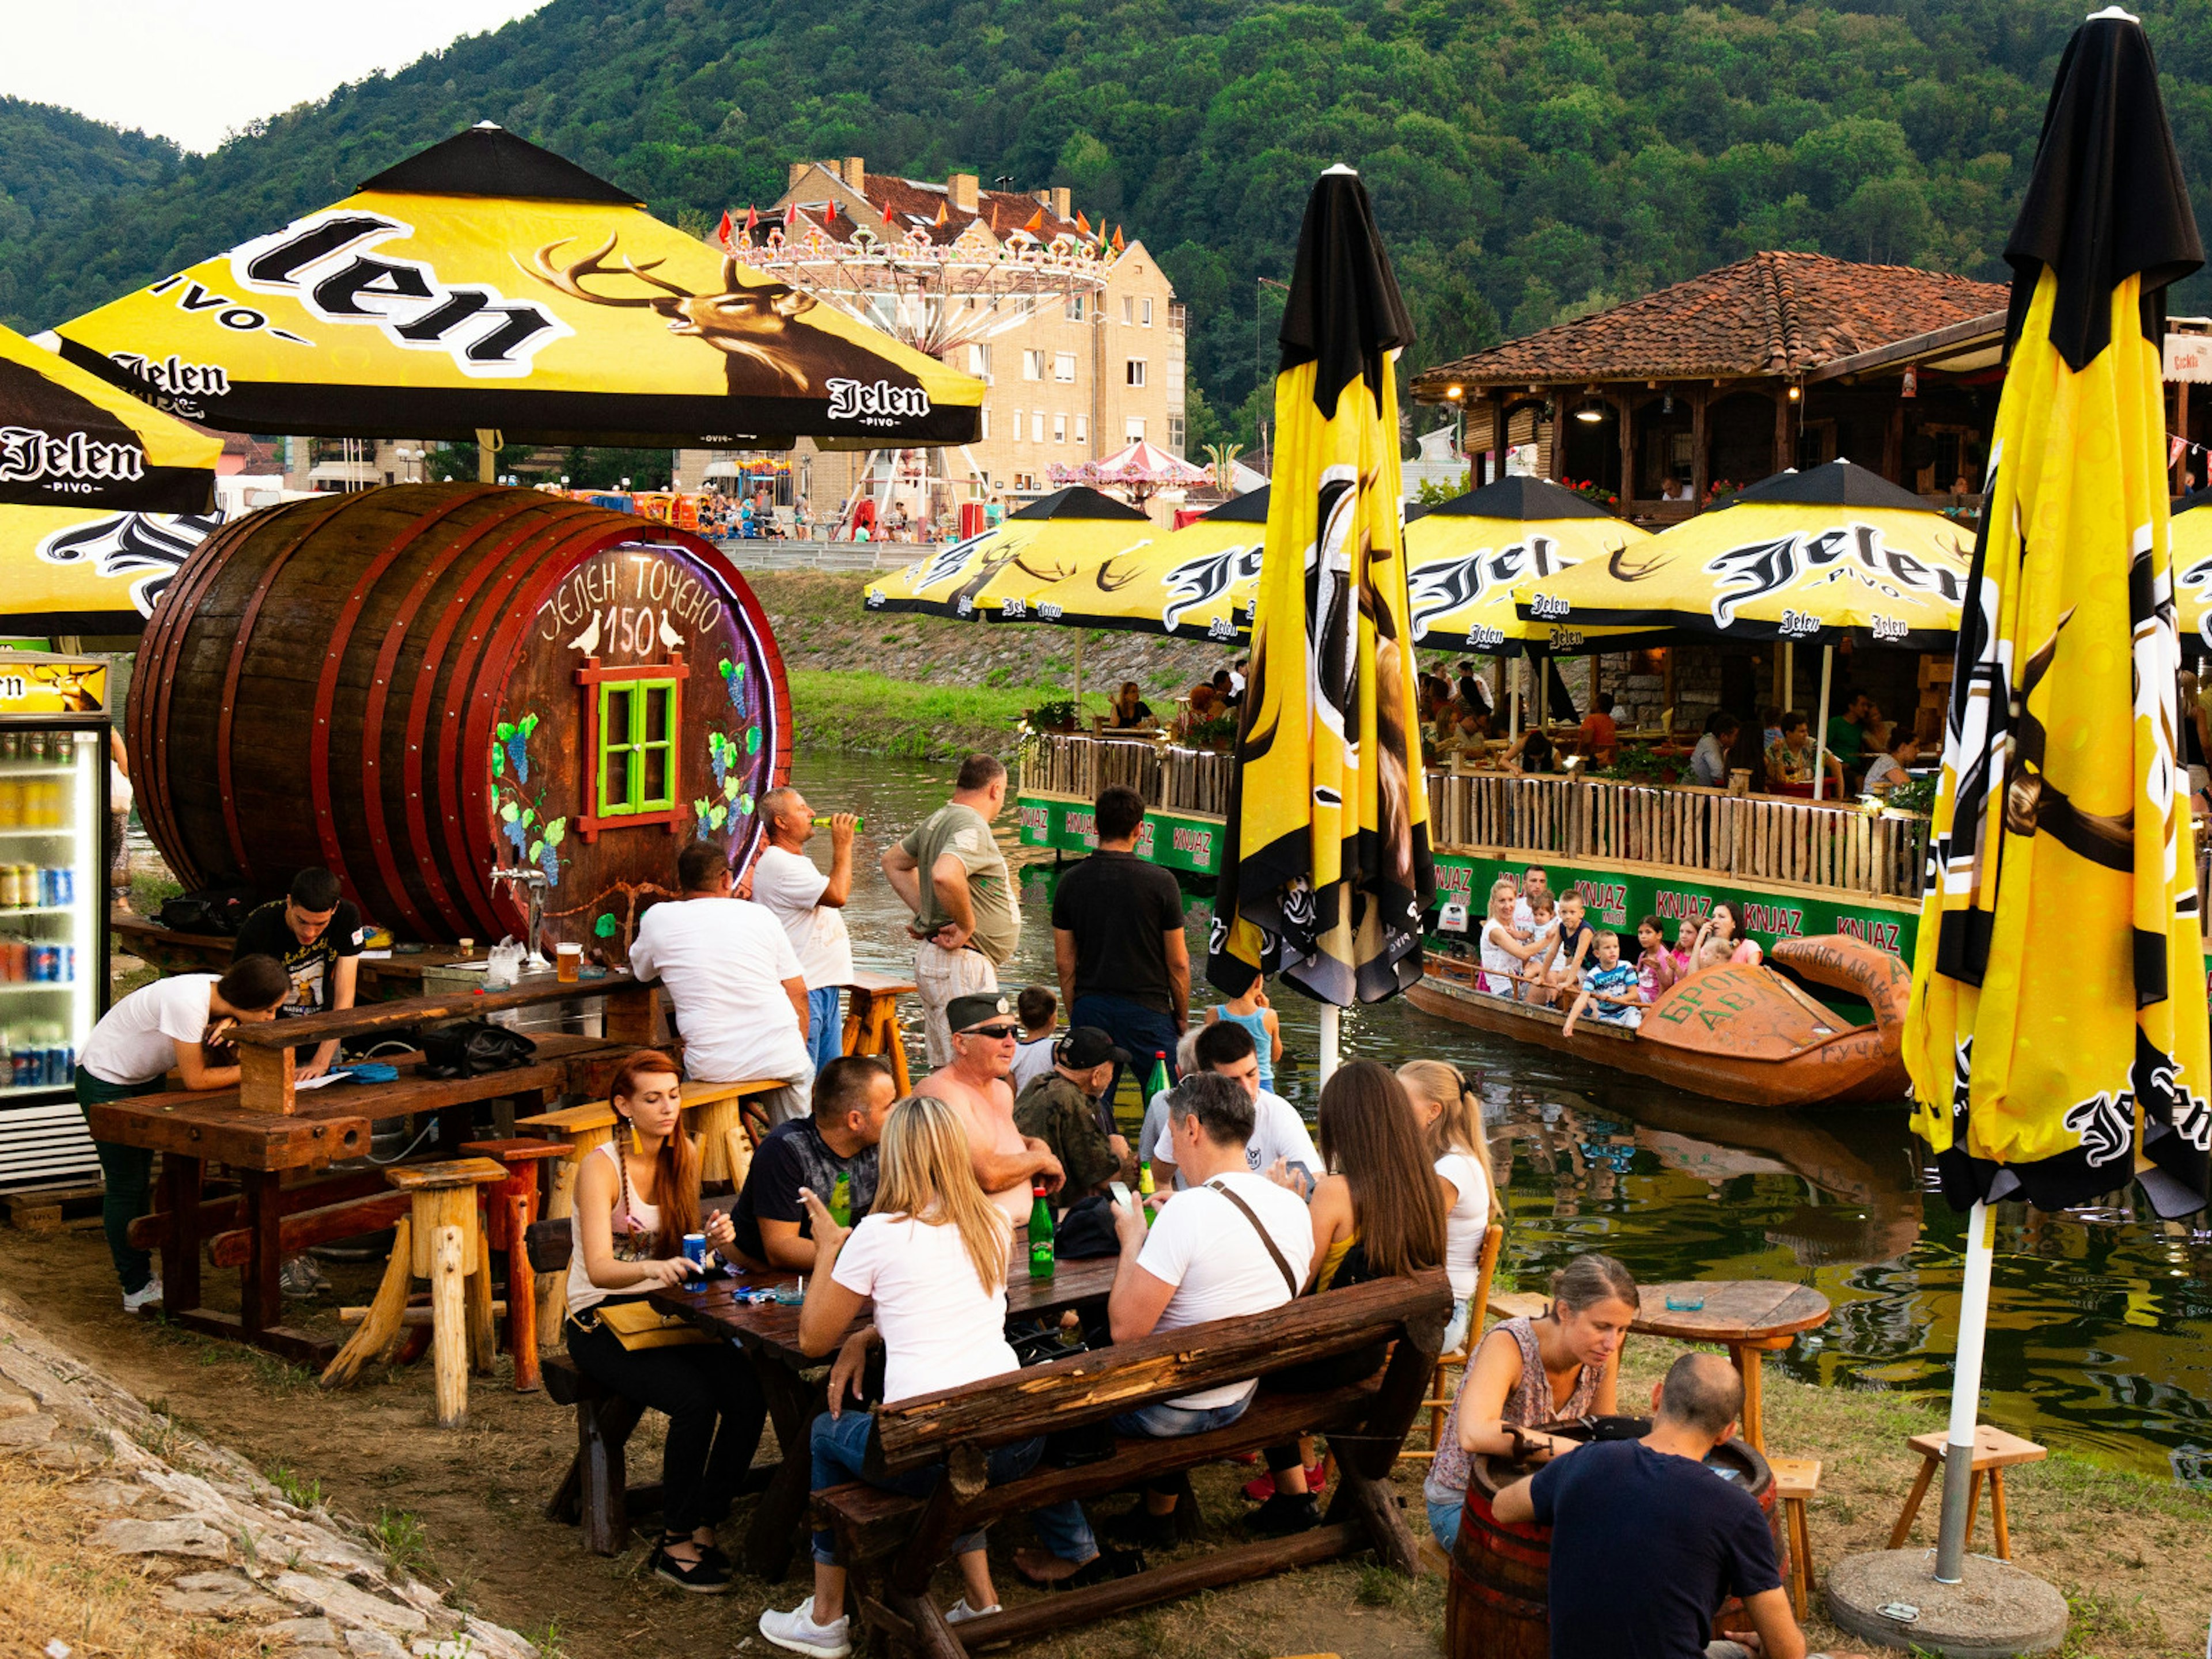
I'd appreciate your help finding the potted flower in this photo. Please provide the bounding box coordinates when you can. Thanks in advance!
[1025,698,1079,733]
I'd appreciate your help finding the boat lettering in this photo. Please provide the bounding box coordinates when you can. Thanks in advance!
[1171,825,1213,858]
[1740,902,1805,938]
[1653,889,1713,923]
[1435,865,1474,899]
[1018,805,1049,834]
[1834,916,1903,954]
[1067,809,1097,843]
[1135,821,1157,855]
[1573,879,1628,923]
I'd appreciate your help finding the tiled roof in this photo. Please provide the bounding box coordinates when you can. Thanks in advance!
[1410,253,2008,399]
[756,169,1085,250]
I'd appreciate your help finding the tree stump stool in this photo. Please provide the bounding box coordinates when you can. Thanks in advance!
[461,1138,569,1393]
[320,1158,507,1426]
[1888,1426,2046,1560]
[841,970,916,1094]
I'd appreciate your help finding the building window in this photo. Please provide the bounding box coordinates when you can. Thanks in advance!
[1054,351,1077,382]
[1011,407,1022,442]
[1126,417,1146,441]
[979,407,990,439]
[1024,350,1045,381]
[967,343,992,381]
[1122,297,1134,325]
[1169,301,1187,335]
[1168,415,1186,455]
[1031,412,1046,443]
[1126,359,1147,387]
[1075,415,1088,444]
[1017,296,1035,318]
[1065,294,1084,321]
[1053,414,1067,444]
[1014,471,1036,491]
[1141,298,1154,326]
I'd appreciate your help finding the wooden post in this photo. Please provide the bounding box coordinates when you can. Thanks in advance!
[475,427,502,485]
[1773,386,1793,477]
[506,1191,541,1391]
[2177,381,2192,495]
[467,1249,498,1376]
[1812,646,1834,802]
[431,1224,469,1428]
[1617,392,1635,512]
[1691,389,1710,503]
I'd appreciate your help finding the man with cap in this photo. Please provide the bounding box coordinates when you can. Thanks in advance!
[1014,1028,1135,1206]
[915,991,1065,1222]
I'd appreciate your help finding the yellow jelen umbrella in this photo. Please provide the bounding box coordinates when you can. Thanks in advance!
[1897,8,2208,1600]
[1207,167,1433,1068]
[2168,488,2212,647]
[0,324,218,513]
[47,124,979,449]
[861,486,1156,623]
[0,502,224,633]
[1024,487,1265,640]
[1403,474,1657,657]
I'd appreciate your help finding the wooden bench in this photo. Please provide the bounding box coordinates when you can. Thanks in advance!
[813,1268,1450,1657]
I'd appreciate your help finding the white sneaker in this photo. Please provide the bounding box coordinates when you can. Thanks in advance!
[945,1599,1000,1625]
[759,1596,851,1658]
[122,1277,163,1313]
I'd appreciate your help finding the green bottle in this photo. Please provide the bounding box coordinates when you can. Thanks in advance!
[812,815,865,829]
[1137,1158,1157,1228]
[1028,1183,1055,1279]
[1147,1051,1171,1100]
[829,1171,852,1228]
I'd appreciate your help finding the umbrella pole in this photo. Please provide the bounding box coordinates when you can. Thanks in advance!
[1073,632,1084,710]
[1510,662,1522,741]
[1812,645,1832,802]
[1782,641,1794,713]
[1318,1003,1340,1088]
[475,427,502,484]
[1934,1200,1996,1583]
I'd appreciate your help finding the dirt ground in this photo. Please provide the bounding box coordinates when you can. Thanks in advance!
[7,1213,2205,1659]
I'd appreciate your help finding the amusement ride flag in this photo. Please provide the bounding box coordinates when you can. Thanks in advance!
[1207,167,1434,1013]
[1905,10,2210,1224]
[46,124,980,450]
[0,323,218,514]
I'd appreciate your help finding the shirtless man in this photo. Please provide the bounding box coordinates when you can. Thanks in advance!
[914,992,1065,1222]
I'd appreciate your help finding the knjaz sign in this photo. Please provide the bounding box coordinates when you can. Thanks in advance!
[210,211,575,376]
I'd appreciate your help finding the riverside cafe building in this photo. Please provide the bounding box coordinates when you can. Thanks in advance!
[1019,252,2038,974]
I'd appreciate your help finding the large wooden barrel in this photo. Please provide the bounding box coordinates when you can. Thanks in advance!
[1445,1422,1775,1659]
[128,483,790,946]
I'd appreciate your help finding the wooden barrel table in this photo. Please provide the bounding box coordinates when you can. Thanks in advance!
[1446,1420,1776,1658]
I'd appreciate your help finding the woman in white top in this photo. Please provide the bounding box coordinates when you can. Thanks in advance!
[1479,880,1551,1000]
[1397,1060,1497,1354]
[79,955,290,1311]
[564,1050,762,1595]
[763,1094,1088,1657]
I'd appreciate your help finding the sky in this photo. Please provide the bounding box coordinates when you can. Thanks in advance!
[1,2,551,153]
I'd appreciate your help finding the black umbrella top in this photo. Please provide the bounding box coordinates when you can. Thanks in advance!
[2004,10,2203,370]
[359,123,642,205]
[1278,167,1414,422]
[1724,458,1936,512]
[1204,486,1271,523]
[1426,475,1616,522]
[1008,485,1151,521]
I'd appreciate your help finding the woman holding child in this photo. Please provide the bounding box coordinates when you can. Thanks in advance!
[1424,1253,1639,1550]
[1479,878,1554,998]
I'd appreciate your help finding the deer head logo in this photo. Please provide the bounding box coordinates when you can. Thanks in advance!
[528,234,823,395]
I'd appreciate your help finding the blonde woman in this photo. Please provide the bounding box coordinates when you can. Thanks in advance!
[1479,878,1552,999]
[1399,1059,1497,1354]
[760,1096,1090,1656]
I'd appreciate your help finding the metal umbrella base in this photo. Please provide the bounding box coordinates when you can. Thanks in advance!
[1825,1549,2067,1657]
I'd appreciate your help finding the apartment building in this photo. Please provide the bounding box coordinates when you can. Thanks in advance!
[675,158,1187,525]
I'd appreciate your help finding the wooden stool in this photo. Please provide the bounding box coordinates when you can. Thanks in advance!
[1405,1223,1502,1465]
[1767,1456,1820,1618]
[320,1158,507,1426]
[1888,1426,2045,1560]
[842,970,916,1094]
[461,1138,568,1393]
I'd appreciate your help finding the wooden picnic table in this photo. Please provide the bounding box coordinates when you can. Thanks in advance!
[1489,1279,1829,1451]
[653,1241,1120,1580]
[111,910,486,1000]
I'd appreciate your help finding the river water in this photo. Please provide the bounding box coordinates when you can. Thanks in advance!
[788,749,2212,1483]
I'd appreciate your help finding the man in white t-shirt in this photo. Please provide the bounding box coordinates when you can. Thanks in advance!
[1147,1020,1317,1197]
[627,842,813,1125]
[746,787,857,1075]
[1016,1071,1314,1586]
[1511,865,1552,933]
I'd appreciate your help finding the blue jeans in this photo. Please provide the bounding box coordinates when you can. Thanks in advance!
[1427,1495,1462,1552]
[809,1406,1062,1566]
[1029,1394,1252,1562]
[1071,993,1181,1108]
[806,986,843,1075]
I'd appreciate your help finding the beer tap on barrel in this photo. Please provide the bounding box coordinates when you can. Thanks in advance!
[489,865,551,970]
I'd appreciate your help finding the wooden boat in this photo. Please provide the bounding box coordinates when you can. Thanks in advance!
[1406,934,1911,1107]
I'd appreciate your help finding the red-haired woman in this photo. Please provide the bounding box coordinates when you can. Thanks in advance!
[565,1050,763,1593]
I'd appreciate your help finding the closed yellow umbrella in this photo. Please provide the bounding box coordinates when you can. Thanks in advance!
[1207,167,1433,1070]
[1887,8,2209,1613]
[0,324,218,514]
[48,124,979,450]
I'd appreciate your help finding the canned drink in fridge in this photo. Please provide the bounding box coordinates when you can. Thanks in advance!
[36,869,52,907]
[31,945,54,982]
[3,942,22,982]
[43,1046,65,1084]
[60,945,73,984]
[12,1048,32,1089]
[56,867,71,906]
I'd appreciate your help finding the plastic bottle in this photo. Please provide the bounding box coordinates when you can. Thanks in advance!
[829,1170,852,1229]
[811,815,865,830]
[1147,1051,1171,1100]
[1027,1183,1055,1279]
[1137,1158,1157,1227]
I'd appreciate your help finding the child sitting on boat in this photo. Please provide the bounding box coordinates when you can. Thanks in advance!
[1481,880,1555,1001]
[1635,916,1681,1003]
[1561,931,1646,1036]
[1540,891,1596,1008]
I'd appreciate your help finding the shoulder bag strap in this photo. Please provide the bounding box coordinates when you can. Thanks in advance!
[1205,1178,1301,1297]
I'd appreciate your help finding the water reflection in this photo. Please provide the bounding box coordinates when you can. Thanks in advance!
[787,750,2212,1480]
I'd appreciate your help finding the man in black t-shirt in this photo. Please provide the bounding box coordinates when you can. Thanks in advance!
[1494,1353,1818,1659]
[230,868,365,1080]
[730,1055,896,1270]
[1051,784,1190,1105]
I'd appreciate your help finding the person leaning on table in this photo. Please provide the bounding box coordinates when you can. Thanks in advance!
[77,955,291,1312]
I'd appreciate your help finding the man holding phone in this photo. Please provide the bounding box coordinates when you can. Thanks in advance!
[1013,1027,1135,1207]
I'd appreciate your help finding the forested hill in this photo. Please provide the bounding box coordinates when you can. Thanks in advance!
[9,0,2212,441]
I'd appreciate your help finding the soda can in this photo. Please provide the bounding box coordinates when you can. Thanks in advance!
[682,1232,710,1288]
[60,945,73,984]
[56,867,71,907]
[0,733,16,761]
[0,867,18,910]
[31,945,54,982]
[13,1048,33,1089]
[36,869,52,908]
[44,1046,65,1085]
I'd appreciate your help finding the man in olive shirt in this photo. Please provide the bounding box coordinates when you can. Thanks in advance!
[1014,1028,1135,1206]
[882,753,1022,1066]
[1052,783,1190,1104]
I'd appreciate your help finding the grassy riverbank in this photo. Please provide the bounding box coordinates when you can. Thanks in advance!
[785,669,1097,759]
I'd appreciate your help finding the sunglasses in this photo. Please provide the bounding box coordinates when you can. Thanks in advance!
[963,1024,1021,1040]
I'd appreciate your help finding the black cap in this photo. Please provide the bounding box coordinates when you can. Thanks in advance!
[946,992,1013,1033]
[1055,1027,1132,1070]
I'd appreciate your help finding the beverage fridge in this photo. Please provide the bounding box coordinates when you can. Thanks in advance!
[0,653,112,1191]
